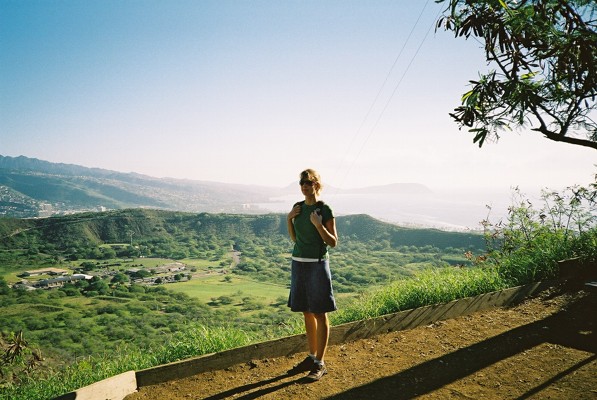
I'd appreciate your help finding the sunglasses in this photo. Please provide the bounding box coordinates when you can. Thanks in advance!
[299,179,314,186]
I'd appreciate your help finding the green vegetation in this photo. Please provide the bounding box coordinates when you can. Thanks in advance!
[0,211,481,362]
[483,185,597,285]
[1,325,259,400]
[333,179,597,323]
[168,275,288,309]
[332,267,506,324]
[1,180,595,400]
[437,0,597,150]
[0,155,279,217]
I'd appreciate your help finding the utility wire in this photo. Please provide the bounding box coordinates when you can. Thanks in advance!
[333,1,441,191]
[2,5,443,235]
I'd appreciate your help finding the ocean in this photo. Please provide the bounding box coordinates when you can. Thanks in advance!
[255,189,514,231]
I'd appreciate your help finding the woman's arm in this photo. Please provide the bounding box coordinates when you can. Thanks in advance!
[310,212,338,248]
[287,204,301,243]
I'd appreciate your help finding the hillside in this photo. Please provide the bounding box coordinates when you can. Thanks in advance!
[0,207,489,397]
[2,201,595,399]
[0,155,436,220]
[0,210,484,295]
[0,155,278,217]
[0,209,484,257]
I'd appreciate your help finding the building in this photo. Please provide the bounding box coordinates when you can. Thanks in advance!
[33,274,93,289]
[19,268,68,277]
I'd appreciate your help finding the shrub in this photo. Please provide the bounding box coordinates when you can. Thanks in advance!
[481,179,597,285]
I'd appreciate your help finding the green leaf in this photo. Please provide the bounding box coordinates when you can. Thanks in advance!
[461,90,474,103]
[520,71,538,80]
[471,127,488,147]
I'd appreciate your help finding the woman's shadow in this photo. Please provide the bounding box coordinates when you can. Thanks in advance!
[202,368,313,400]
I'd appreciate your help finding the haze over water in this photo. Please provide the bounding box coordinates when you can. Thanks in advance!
[257,188,516,231]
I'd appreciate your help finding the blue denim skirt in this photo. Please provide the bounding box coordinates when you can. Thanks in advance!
[288,259,337,313]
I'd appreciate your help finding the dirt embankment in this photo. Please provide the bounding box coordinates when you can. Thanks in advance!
[126,287,597,400]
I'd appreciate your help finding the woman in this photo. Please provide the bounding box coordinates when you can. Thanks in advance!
[286,168,338,381]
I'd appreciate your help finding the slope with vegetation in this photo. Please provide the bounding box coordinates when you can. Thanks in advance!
[0,180,595,399]
[0,155,278,217]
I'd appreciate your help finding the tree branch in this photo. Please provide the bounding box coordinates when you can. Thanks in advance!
[533,127,597,150]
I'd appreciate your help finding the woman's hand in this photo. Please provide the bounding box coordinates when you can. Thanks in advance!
[287,204,301,221]
[310,210,323,227]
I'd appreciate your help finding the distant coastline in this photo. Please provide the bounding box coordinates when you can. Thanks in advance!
[0,154,527,228]
[255,191,512,231]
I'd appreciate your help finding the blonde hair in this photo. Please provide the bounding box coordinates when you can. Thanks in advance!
[300,168,323,196]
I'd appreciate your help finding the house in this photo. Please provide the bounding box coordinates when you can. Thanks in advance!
[126,268,141,275]
[156,262,186,273]
[11,281,36,291]
[33,274,93,289]
[19,268,68,277]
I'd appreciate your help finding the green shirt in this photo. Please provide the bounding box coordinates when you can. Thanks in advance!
[291,201,334,260]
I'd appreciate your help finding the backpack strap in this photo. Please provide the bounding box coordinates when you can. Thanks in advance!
[316,201,325,263]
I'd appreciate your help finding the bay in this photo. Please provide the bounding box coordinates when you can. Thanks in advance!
[254,189,513,231]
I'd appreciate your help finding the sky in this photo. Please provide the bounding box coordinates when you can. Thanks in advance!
[1,0,595,197]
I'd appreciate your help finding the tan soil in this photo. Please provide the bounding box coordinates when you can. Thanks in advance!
[126,287,597,400]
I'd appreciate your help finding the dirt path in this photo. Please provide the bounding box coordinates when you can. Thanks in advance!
[126,288,597,400]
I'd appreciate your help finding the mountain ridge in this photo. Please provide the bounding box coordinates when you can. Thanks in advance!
[0,155,433,218]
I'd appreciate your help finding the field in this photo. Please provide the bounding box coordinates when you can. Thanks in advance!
[167,274,288,305]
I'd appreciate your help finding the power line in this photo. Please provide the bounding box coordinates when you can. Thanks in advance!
[333,1,440,191]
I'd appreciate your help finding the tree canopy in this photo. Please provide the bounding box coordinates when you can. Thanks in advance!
[437,0,597,150]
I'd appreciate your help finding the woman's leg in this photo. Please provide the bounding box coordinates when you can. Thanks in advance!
[313,312,329,362]
[303,311,329,362]
[303,312,318,356]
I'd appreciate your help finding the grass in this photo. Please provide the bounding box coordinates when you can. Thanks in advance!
[6,231,594,399]
[2,253,585,400]
[2,264,510,400]
[1,325,257,400]
[167,274,288,304]
[331,266,506,324]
